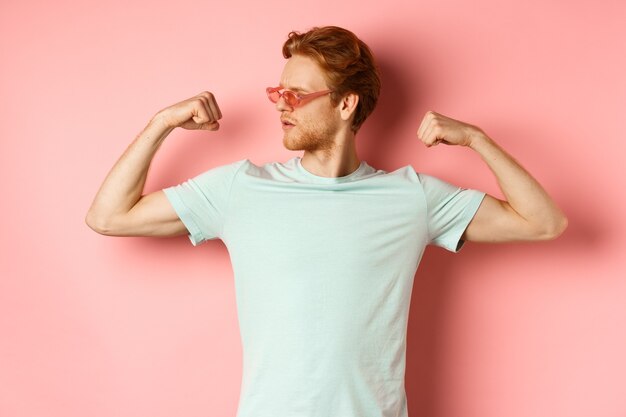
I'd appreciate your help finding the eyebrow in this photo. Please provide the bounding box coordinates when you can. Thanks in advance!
[279,84,308,93]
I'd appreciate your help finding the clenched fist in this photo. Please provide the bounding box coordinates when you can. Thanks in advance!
[155,91,223,131]
[417,110,484,148]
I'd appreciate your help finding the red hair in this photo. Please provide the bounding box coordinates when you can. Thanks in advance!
[282,26,381,133]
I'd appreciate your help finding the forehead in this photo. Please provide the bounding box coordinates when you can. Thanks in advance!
[279,54,328,91]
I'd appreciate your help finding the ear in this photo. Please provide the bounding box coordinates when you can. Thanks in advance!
[338,92,359,123]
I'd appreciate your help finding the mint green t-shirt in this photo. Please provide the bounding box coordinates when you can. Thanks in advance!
[163,156,485,417]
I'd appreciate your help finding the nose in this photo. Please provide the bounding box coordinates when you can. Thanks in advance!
[275,95,293,112]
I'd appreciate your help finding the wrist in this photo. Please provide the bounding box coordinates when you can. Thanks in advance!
[143,113,176,146]
[468,130,493,151]
[150,112,175,131]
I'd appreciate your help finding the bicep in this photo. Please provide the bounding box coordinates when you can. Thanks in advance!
[461,194,540,243]
[103,190,188,237]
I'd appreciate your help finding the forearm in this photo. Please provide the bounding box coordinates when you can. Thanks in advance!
[469,132,567,235]
[86,114,174,227]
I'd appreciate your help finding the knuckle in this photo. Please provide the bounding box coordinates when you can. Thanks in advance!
[196,91,210,101]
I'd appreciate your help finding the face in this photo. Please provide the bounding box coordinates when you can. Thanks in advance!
[276,54,341,153]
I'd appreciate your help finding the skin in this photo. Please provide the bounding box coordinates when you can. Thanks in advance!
[86,52,567,244]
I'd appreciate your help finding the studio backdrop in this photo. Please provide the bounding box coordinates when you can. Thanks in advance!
[1,1,625,416]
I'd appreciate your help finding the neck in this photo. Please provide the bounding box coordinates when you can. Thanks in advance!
[300,132,361,178]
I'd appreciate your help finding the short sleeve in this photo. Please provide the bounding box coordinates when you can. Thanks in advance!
[417,172,486,253]
[162,159,247,246]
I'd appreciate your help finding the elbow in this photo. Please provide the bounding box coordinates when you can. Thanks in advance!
[85,211,112,235]
[538,214,569,240]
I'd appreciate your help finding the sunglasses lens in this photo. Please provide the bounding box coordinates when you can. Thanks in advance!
[267,89,280,103]
[283,91,298,107]
[266,88,303,107]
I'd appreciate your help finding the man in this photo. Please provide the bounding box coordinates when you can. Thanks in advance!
[86,26,567,417]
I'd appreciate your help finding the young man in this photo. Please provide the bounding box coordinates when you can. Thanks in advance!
[86,26,567,417]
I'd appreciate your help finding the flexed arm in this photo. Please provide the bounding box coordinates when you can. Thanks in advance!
[85,91,222,237]
[416,110,568,243]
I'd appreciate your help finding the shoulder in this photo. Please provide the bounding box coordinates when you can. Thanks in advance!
[390,165,452,192]
[187,158,250,186]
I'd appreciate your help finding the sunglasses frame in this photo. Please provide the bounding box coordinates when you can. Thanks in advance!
[266,86,333,107]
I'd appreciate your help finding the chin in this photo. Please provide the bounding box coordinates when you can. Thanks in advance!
[282,127,335,152]
[283,135,298,150]
[283,132,305,151]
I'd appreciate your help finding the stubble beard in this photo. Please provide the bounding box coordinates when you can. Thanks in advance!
[283,115,340,156]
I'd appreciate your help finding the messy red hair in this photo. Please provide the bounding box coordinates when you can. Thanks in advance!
[282,26,381,133]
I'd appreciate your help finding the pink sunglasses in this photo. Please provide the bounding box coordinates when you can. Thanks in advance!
[266,86,333,107]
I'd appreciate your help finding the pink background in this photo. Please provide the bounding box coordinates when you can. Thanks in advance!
[1,0,625,416]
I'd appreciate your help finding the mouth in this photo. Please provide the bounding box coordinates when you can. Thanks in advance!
[281,118,296,128]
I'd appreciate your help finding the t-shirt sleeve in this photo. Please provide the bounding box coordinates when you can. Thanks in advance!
[417,172,486,253]
[162,159,247,246]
